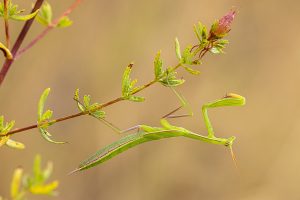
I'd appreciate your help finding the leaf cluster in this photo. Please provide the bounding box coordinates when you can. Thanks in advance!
[36,2,72,28]
[74,89,106,119]
[0,116,24,149]
[121,63,145,102]
[37,88,63,144]
[0,0,39,21]
[1,155,59,200]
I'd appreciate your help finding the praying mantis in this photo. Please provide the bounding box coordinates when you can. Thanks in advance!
[70,89,246,173]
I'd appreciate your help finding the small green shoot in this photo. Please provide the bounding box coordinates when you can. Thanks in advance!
[37,88,65,144]
[0,115,24,150]
[0,0,39,21]
[8,155,59,200]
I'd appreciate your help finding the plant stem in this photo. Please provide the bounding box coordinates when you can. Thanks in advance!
[3,0,10,48]
[3,38,214,138]
[15,0,83,59]
[0,0,44,86]
[2,62,186,137]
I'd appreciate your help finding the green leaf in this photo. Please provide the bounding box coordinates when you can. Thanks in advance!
[10,9,39,21]
[161,78,185,87]
[175,38,181,60]
[129,79,138,90]
[160,68,185,87]
[36,2,52,26]
[0,135,9,147]
[122,63,133,97]
[74,89,85,112]
[10,167,23,199]
[2,120,15,134]
[56,16,72,28]
[29,181,59,195]
[90,110,106,119]
[41,110,53,121]
[38,88,51,121]
[210,20,219,34]
[154,51,163,79]
[194,22,207,43]
[210,46,223,54]
[39,128,65,144]
[129,96,145,102]
[33,154,42,181]
[182,65,201,75]
[83,95,91,108]
[0,115,4,131]
[181,46,194,65]
[6,139,25,149]
[74,89,80,101]
[42,162,53,181]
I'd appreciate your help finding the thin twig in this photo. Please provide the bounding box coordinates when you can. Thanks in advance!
[3,29,215,138]
[0,0,45,86]
[3,60,199,138]
[15,0,83,59]
[3,0,10,48]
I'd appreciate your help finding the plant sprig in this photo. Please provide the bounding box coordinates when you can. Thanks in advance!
[0,155,59,200]
[0,0,82,86]
[0,10,237,147]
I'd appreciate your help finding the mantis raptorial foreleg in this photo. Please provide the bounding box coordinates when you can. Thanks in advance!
[202,93,246,138]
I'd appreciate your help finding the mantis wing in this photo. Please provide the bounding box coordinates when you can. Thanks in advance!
[71,128,184,173]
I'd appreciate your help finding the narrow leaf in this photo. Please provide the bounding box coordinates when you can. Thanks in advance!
[175,38,182,60]
[122,63,133,96]
[154,51,163,79]
[38,88,51,121]
[182,65,201,75]
[56,16,72,28]
[41,110,53,121]
[39,128,66,144]
[42,162,53,181]
[0,136,9,147]
[83,95,91,108]
[6,139,25,149]
[33,154,42,181]
[181,46,194,65]
[2,120,15,134]
[10,167,23,199]
[36,2,52,25]
[129,96,145,102]
[29,181,59,195]
[10,9,39,21]
[0,115,4,131]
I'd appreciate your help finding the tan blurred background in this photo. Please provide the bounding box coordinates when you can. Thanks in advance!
[1,0,300,199]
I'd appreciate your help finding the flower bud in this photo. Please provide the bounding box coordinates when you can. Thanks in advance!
[211,10,236,38]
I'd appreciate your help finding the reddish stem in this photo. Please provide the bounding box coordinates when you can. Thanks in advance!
[0,0,45,86]
[15,0,83,59]
[3,0,10,48]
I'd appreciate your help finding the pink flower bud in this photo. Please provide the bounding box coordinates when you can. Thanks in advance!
[211,10,236,37]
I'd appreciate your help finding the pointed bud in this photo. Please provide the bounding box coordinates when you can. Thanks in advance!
[211,10,236,38]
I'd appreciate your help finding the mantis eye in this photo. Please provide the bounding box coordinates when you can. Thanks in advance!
[225,136,235,147]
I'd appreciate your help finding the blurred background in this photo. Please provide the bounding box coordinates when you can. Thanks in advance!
[1,0,300,199]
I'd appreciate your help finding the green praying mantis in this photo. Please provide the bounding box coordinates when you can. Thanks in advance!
[70,89,246,174]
